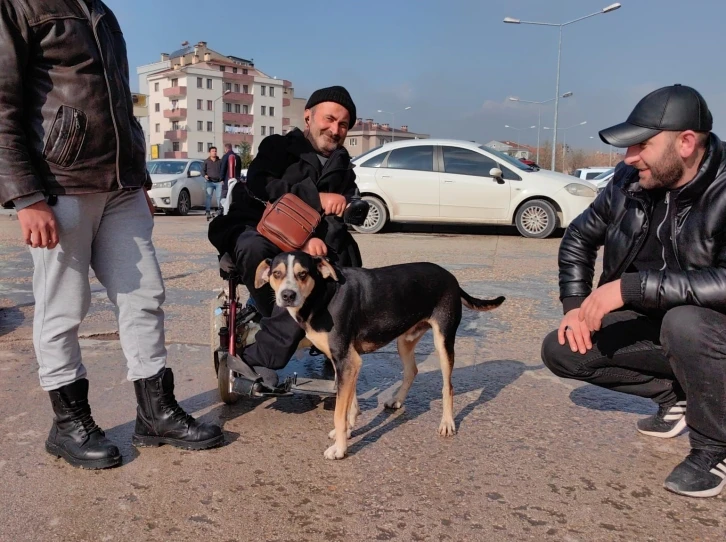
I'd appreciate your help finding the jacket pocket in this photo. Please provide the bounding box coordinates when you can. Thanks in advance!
[43,106,88,168]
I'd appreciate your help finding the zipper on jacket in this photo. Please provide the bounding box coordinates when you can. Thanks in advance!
[656,191,670,271]
[57,110,81,166]
[669,192,683,270]
[613,192,651,278]
[76,0,122,188]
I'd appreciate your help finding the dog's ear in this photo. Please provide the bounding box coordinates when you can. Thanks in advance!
[316,258,339,281]
[254,259,272,289]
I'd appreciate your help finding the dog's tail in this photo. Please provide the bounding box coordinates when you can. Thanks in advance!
[460,289,505,312]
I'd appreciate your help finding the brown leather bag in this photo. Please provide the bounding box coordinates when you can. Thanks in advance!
[256,193,321,252]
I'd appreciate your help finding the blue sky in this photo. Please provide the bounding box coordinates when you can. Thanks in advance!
[111,0,726,150]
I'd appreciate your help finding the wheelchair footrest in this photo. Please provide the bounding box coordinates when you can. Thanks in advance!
[289,373,337,397]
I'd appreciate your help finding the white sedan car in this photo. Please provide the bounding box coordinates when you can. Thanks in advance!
[351,139,597,238]
[147,159,218,215]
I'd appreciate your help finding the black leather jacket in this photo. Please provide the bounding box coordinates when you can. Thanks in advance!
[0,0,148,206]
[558,134,726,314]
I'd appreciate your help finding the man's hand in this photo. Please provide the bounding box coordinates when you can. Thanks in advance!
[558,308,593,354]
[320,193,346,216]
[144,190,155,217]
[578,279,624,332]
[17,200,59,249]
[302,237,327,257]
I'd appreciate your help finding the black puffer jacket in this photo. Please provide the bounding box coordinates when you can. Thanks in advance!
[208,128,362,266]
[559,134,726,313]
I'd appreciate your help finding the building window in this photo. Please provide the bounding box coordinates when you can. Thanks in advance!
[234,104,241,113]
[198,142,204,152]
[172,141,180,152]
[234,84,240,93]
[243,85,249,94]
[155,123,160,133]
[219,65,225,72]
[171,99,178,109]
[242,105,249,114]
[207,100,213,110]
[261,126,266,136]
[197,77,203,88]
[154,103,160,112]
[232,67,238,74]
[197,121,203,131]
[349,138,357,146]
[225,103,232,113]
[261,106,266,116]
[154,82,159,92]
[206,78,213,89]
[270,87,275,98]
[225,82,232,92]
[269,126,275,135]
[243,69,248,75]
[207,121,213,132]
[225,124,232,133]
[208,142,213,151]
[269,107,274,117]
[171,121,179,130]
[260,85,266,96]
[197,99,203,110]
[171,78,178,87]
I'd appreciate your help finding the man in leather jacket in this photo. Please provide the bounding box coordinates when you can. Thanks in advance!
[0,0,222,470]
[541,85,726,498]
[208,86,363,388]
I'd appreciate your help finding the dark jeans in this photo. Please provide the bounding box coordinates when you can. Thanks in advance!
[541,306,726,451]
[233,229,306,370]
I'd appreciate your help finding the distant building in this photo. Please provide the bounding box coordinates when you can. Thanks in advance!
[345,118,429,157]
[485,140,534,160]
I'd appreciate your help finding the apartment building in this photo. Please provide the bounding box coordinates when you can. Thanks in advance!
[344,118,429,158]
[137,42,299,160]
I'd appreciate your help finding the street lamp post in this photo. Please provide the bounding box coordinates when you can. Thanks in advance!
[504,3,621,172]
[213,89,232,147]
[377,106,411,143]
[504,124,535,149]
[508,91,573,166]
[544,121,587,172]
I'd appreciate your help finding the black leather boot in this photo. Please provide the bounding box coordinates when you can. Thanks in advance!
[132,368,224,450]
[45,379,122,469]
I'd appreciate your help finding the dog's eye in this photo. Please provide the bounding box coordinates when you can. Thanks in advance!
[272,271,283,280]
[297,271,308,280]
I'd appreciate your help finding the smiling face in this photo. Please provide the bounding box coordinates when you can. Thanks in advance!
[304,102,351,157]
[254,252,338,310]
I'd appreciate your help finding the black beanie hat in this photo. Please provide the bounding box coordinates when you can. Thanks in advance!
[305,86,356,125]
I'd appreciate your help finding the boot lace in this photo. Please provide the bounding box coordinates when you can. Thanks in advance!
[67,401,101,437]
[159,391,195,427]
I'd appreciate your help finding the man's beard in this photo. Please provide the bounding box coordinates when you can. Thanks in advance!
[641,145,684,189]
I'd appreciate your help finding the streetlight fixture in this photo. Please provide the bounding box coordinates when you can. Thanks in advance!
[504,124,536,148]
[544,121,587,172]
[504,3,621,172]
[508,91,573,165]
[377,106,412,143]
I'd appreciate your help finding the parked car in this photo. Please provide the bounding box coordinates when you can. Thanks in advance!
[593,169,615,194]
[572,167,613,181]
[147,159,217,215]
[351,139,597,238]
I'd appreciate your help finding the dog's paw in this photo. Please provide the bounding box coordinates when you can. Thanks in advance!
[328,428,352,440]
[384,399,403,410]
[438,419,456,437]
[323,443,346,460]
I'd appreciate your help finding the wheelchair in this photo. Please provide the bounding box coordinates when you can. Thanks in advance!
[210,188,370,405]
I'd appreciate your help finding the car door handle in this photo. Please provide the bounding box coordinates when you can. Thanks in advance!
[380,174,392,178]
[443,179,455,183]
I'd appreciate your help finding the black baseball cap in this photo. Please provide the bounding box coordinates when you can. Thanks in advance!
[599,84,712,148]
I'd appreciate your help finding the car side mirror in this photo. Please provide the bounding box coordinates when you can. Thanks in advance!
[489,168,505,184]
[189,170,201,177]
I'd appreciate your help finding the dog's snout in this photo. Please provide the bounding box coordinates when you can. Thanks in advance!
[281,289,297,304]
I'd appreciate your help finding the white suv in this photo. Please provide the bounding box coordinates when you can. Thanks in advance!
[572,167,613,181]
[351,139,597,238]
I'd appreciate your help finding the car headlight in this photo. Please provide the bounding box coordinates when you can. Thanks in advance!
[153,179,178,189]
[564,183,596,197]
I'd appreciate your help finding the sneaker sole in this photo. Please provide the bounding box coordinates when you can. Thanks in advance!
[637,416,687,438]
[45,441,122,470]
[131,433,225,450]
[664,477,726,498]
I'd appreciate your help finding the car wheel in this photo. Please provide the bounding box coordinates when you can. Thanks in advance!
[515,199,558,239]
[176,189,191,216]
[352,196,388,234]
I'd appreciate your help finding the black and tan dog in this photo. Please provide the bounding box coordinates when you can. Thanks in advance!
[254,251,505,460]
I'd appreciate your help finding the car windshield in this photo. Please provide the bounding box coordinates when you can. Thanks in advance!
[147,161,187,175]
[593,169,614,180]
[352,145,384,164]
[479,146,534,171]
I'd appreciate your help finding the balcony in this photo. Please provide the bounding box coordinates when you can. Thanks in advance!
[282,117,291,126]
[224,92,254,105]
[163,86,187,98]
[222,72,254,84]
[282,98,291,107]
[164,151,188,159]
[164,130,188,141]
[223,133,254,146]
[163,108,187,120]
[222,112,254,124]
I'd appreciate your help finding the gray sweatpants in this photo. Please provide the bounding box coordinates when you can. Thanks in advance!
[30,189,167,391]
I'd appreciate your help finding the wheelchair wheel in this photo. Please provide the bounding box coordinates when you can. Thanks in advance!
[210,295,228,374]
[217,352,241,405]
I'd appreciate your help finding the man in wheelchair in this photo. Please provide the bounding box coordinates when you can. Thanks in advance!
[208,86,369,396]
